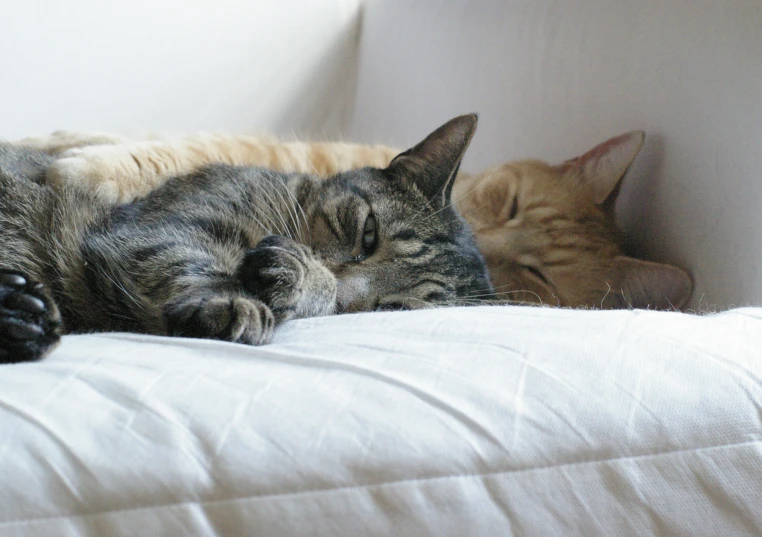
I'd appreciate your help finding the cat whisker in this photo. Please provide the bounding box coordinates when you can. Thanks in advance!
[234,180,275,237]
[101,266,146,311]
[600,282,612,309]
[265,180,293,237]
[455,288,546,305]
[281,179,309,238]
[400,198,465,230]
[401,167,500,231]
[255,180,289,237]
[275,174,304,239]
[451,167,503,221]
[274,180,300,240]
[472,281,526,293]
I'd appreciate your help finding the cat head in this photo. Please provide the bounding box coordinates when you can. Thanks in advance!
[453,131,693,309]
[299,114,493,312]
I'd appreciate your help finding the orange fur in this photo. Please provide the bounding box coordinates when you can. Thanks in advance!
[455,159,691,308]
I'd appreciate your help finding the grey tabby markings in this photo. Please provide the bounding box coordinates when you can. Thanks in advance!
[0,115,494,363]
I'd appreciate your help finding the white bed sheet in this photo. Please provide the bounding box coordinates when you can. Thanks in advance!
[1,305,761,536]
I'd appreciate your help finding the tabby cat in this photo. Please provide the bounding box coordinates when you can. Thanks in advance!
[0,115,493,363]
[21,127,693,309]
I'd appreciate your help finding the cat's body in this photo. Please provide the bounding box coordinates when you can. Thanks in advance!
[1,115,493,363]
[22,127,693,310]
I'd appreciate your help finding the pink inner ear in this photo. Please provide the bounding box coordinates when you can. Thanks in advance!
[561,131,645,205]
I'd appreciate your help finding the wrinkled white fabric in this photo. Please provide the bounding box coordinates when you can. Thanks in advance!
[1,306,760,536]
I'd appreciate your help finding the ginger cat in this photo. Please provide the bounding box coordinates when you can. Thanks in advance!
[16,128,693,310]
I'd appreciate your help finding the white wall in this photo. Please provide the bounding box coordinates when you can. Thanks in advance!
[348,0,762,310]
[0,0,361,139]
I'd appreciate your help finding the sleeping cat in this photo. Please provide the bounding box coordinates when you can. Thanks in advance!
[22,128,693,309]
[0,115,493,363]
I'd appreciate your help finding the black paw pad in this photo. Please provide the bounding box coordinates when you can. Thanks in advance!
[239,236,304,300]
[0,271,61,363]
[239,247,283,297]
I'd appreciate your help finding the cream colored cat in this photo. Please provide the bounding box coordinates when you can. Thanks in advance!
[16,128,692,309]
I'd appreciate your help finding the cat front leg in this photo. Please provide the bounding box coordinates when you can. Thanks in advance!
[161,236,336,345]
[80,231,280,345]
[239,235,337,322]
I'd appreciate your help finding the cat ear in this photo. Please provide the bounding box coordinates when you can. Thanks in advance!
[559,131,645,206]
[608,256,693,310]
[386,114,478,209]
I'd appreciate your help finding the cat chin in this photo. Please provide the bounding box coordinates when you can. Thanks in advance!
[295,281,338,319]
[335,276,371,313]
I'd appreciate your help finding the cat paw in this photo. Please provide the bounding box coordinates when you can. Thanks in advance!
[0,271,62,363]
[239,235,337,322]
[15,130,129,155]
[47,145,144,205]
[165,295,275,346]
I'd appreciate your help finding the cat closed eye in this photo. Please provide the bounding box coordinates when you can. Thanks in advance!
[377,301,412,311]
[508,195,519,220]
[522,265,549,286]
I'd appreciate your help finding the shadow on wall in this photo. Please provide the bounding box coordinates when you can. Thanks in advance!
[617,132,751,311]
[616,132,665,260]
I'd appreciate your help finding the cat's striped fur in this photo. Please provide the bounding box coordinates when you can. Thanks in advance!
[0,115,492,363]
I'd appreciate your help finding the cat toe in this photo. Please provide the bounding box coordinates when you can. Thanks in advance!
[48,145,143,204]
[46,155,87,186]
[230,297,275,345]
[4,292,46,314]
[0,317,45,340]
[165,294,275,346]
[47,155,122,204]
[0,271,61,363]
[0,272,28,289]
